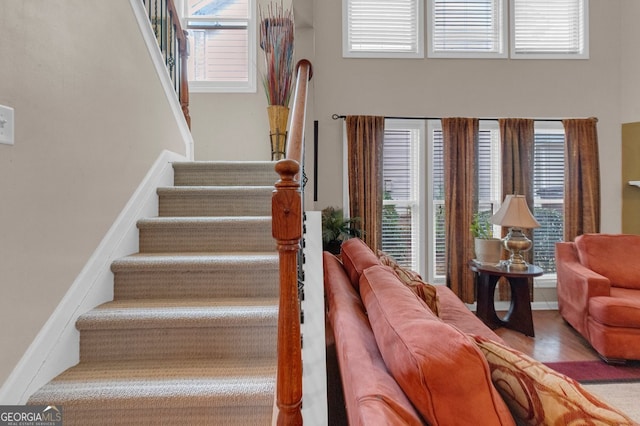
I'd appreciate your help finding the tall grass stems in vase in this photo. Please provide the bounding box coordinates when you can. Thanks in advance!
[259,2,294,160]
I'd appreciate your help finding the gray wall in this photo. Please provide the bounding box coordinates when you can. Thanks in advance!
[0,0,186,385]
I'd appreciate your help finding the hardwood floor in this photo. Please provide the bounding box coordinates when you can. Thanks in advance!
[495,310,601,362]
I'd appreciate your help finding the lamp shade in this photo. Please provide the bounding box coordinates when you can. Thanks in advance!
[490,195,540,229]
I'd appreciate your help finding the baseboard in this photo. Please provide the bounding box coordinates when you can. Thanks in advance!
[0,150,186,404]
[467,301,559,312]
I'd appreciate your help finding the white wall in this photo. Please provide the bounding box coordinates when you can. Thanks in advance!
[0,0,186,385]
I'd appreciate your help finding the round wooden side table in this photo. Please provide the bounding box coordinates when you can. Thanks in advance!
[469,261,543,337]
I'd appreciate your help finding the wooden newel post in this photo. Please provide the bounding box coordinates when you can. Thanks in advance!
[272,159,303,425]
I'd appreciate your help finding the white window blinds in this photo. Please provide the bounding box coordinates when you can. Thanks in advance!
[532,128,565,272]
[428,0,505,57]
[511,0,588,58]
[343,0,424,58]
[382,123,422,272]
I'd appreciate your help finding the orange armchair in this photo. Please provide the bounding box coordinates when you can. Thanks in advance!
[555,234,640,363]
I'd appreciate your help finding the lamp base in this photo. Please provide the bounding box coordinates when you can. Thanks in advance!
[503,227,532,270]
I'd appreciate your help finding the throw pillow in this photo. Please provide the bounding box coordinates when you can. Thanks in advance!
[339,238,380,290]
[472,335,636,426]
[378,250,441,316]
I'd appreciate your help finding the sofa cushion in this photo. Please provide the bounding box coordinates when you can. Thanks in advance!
[473,335,636,426]
[575,234,640,290]
[378,251,441,316]
[322,253,424,426]
[340,238,381,290]
[435,285,506,344]
[589,292,640,328]
[360,265,514,426]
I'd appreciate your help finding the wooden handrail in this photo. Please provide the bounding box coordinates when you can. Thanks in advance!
[142,0,190,128]
[272,59,313,426]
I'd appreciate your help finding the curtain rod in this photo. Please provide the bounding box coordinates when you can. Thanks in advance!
[331,114,576,123]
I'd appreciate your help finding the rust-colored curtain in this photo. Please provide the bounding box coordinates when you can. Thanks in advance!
[346,116,385,253]
[442,118,478,303]
[562,118,601,241]
[499,118,535,300]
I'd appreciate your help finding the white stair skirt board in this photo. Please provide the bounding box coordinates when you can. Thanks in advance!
[301,211,329,426]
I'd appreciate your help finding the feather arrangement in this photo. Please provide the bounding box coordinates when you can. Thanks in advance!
[259,1,294,107]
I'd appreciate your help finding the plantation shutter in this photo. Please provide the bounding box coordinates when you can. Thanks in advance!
[382,128,419,271]
[512,0,587,57]
[344,0,423,57]
[429,0,504,56]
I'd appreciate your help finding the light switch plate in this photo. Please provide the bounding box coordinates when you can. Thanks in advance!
[0,104,15,145]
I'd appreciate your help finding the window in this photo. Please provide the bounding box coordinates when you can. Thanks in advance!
[511,0,588,59]
[343,0,424,58]
[184,0,256,92]
[381,119,565,282]
[427,0,506,58]
[381,120,425,273]
[532,123,565,272]
[425,0,588,59]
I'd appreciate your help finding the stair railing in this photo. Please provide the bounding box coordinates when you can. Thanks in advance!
[272,59,313,426]
[142,0,191,128]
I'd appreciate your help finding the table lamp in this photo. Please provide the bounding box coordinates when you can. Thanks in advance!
[490,194,540,270]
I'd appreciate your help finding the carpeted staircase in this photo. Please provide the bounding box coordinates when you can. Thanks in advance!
[28,161,280,425]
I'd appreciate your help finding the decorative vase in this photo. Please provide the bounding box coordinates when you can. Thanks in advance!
[267,105,289,161]
[474,238,503,265]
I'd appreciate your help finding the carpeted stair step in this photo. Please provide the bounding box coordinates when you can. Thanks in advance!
[157,186,273,217]
[111,252,279,300]
[173,161,277,187]
[137,217,274,253]
[27,358,275,426]
[76,298,278,362]
[27,160,281,424]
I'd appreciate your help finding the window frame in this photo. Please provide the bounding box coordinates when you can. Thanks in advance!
[342,0,425,59]
[509,0,589,60]
[182,0,257,93]
[531,120,565,284]
[427,0,508,59]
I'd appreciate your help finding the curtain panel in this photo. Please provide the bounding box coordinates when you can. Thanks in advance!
[346,115,385,253]
[562,118,601,241]
[442,118,479,303]
[499,118,535,300]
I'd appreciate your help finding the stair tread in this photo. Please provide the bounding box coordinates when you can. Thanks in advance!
[138,216,271,224]
[173,160,275,167]
[157,186,274,192]
[28,358,275,407]
[77,298,279,330]
[111,252,278,271]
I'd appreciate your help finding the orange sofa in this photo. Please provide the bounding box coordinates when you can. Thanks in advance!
[324,238,635,425]
[556,233,640,362]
